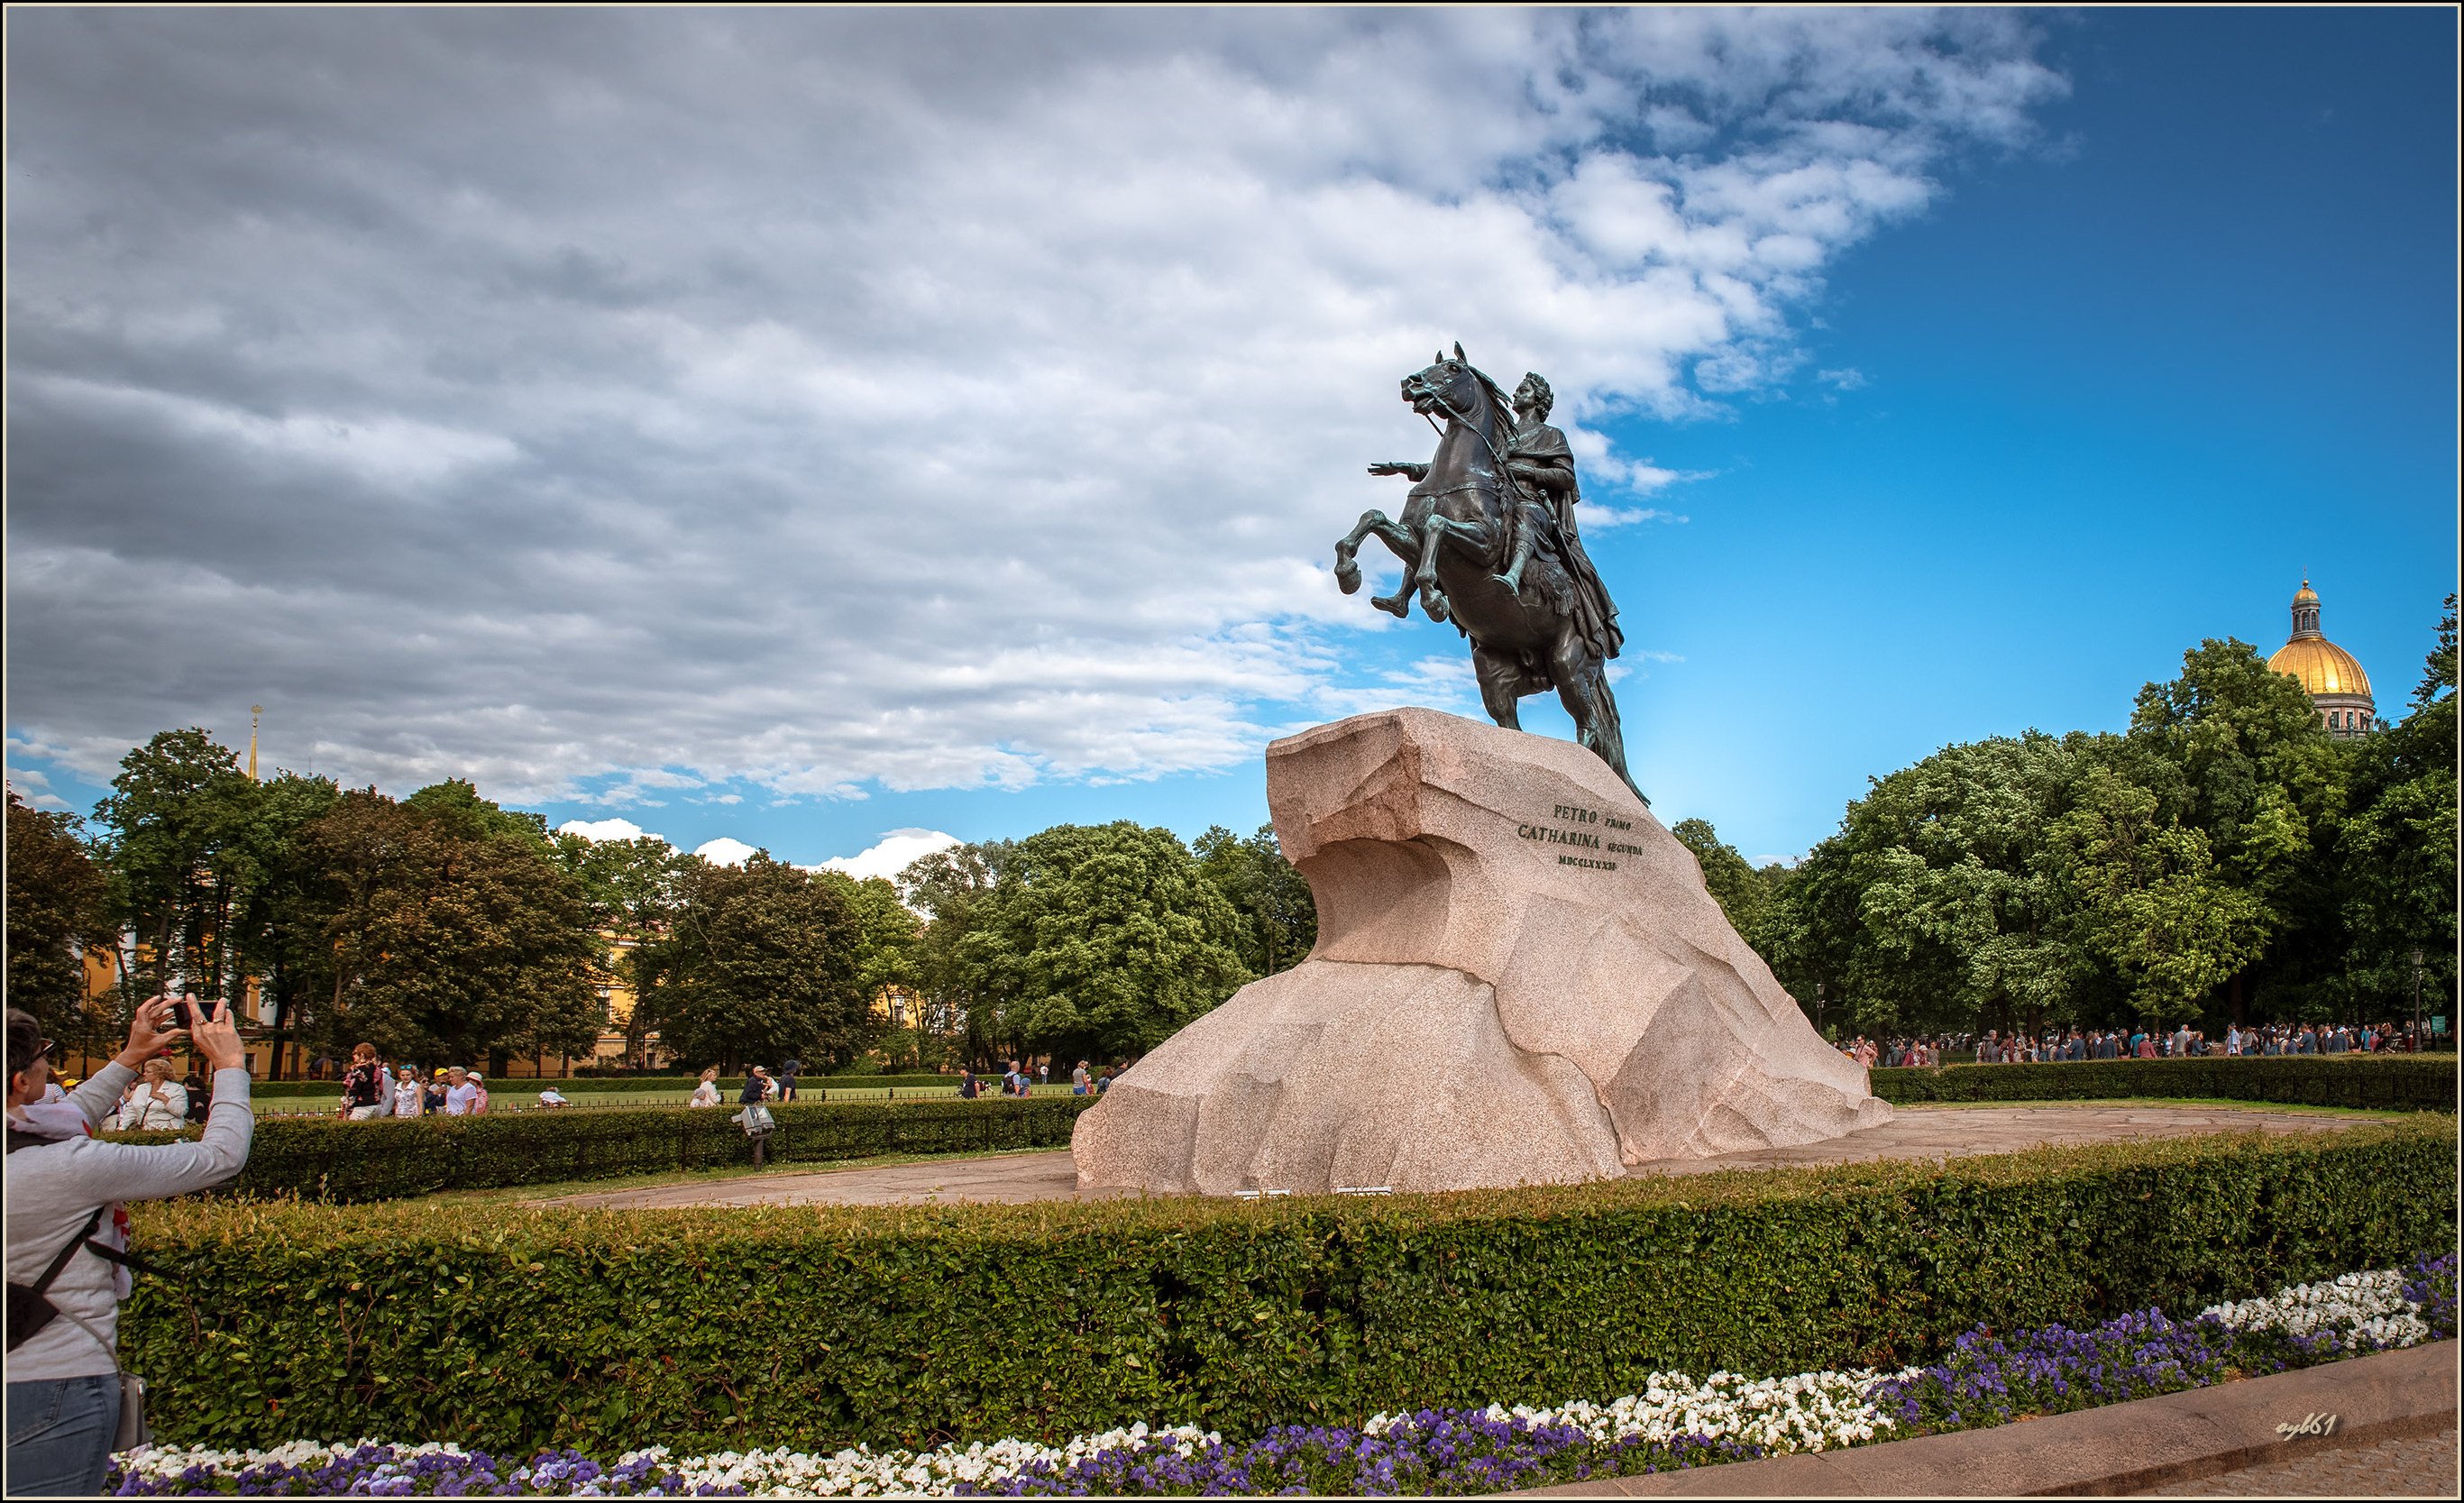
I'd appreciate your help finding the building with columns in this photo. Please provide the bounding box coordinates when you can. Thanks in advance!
[2267,578,2376,737]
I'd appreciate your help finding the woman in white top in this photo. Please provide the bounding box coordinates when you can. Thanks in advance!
[689,1067,720,1107]
[391,1068,425,1118]
[113,1058,189,1132]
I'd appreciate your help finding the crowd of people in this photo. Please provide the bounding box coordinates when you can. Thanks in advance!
[1841,1020,2435,1068]
[332,1042,497,1118]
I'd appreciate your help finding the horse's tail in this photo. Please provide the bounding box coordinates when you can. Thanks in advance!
[1587,674,1648,807]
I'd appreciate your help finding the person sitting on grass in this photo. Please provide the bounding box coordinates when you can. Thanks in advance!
[6,998,253,1496]
[536,1086,569,1110]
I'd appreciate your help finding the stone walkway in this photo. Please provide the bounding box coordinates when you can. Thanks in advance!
[534,1104,2371,1210]
[2148,1425,2458,1496]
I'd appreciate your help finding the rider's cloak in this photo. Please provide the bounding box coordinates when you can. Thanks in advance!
[1508,418,1625,664]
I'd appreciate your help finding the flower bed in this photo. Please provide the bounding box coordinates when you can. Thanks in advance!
[107,1253,2458,1496]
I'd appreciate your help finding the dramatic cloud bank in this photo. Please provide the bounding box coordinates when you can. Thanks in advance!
[6,9,2063,802]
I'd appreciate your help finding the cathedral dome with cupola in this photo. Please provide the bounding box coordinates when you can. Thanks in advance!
[2267,578,2376,737]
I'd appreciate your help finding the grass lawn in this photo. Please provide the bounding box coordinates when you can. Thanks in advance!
[253,1081,1081,1118]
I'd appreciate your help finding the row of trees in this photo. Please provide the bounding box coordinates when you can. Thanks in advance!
[5,729,1313,1073]
[1673,596,2458,1040]
[8,597,2446,1069]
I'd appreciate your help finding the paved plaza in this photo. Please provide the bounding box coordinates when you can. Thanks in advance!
[2148,1425,2458,1496]
[534,1104,2378,1210]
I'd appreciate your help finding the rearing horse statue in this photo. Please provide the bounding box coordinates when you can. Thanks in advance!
[1333,345,1645,803]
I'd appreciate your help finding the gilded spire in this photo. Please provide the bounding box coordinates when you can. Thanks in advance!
[248,705,262,781]
[2288,579,2322,639]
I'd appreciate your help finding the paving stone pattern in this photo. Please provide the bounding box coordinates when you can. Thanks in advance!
[2149,1426,2459,1496]
[536,1104,2370,1209]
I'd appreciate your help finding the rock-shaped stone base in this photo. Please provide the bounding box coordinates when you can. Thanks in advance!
[1069,708,1888,1195]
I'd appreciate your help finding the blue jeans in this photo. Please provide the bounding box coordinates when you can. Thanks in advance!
[7,1374,122,1495]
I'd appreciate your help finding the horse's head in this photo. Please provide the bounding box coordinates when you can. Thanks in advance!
[1401,343,1506,427]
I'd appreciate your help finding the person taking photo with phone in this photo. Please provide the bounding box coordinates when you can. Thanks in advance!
[5,995,255,1495]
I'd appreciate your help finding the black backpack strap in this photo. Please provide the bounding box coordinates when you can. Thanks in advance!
[81,1241,176,1281]
[29,1206,109,1297]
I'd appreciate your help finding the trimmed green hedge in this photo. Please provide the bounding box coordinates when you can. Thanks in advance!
[1872,1055,2457,1112]
[115,1096,1096,1202]
[118,1116,2455,1454]
[242,1073,976,1101]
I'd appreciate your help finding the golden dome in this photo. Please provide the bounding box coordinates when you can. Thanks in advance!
[2292,578,2319,606]
[2268,636,2371,699]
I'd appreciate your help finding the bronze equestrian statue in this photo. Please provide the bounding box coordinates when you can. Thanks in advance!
[1333,345,1644,802]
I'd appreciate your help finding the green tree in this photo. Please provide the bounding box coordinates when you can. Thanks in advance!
[2124,638,2342,1021]
[93,729,264,1004]
[2338,593,2459,1019]
[956,822,1250,1063]
[1762,734,2104,1040]
[1192,824,1318,977]
[294,789,600,1066]
[5,790,117,1045]
[550,830,695,1066]
[635,852,873,1071]
[405,779,553,847]
[224,771,343,1077]
[2049,766,2270,1025]
[1669,818,1772,939]
[899,840,1008,1060]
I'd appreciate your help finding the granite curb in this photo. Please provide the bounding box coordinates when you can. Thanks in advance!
[1506,1338,2458,1497]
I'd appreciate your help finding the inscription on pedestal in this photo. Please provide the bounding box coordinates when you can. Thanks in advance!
[1516,802,1631,871]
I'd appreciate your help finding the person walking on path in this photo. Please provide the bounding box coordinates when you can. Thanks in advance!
[442,1068,479,1116]
[6,998,255,1495]
[690,1068,721,1108]
[391,1067,424,1119]
[777,1060,800,1103]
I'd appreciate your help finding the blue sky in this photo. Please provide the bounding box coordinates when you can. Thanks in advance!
[8,8,2455,876]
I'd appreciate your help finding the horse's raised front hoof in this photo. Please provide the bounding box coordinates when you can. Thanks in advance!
[1422,590,1452,625]
[1371,591,1412,619]
[1334,558,1362,595]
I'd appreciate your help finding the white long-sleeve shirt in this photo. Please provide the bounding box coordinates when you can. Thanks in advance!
[5,1061,254,1380]
[113,1080,190,1132]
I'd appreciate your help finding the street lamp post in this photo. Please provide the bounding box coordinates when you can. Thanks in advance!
[2411,947,2424,1052]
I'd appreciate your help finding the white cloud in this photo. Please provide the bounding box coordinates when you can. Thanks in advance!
[814,828,962,883]
[556,816,662,844]
[1587,507,1692,528]
[4,10,2064,801]
[1817,367,1869,390]
[693,836,761,867]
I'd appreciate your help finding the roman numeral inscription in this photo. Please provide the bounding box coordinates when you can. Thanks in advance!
[1516,802,1639,871]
